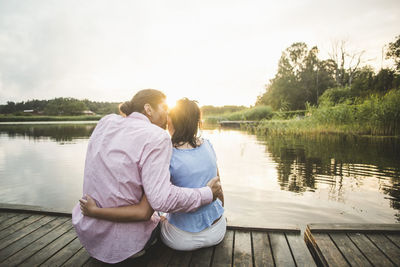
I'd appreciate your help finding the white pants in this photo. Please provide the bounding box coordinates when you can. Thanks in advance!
[160,215,226,251]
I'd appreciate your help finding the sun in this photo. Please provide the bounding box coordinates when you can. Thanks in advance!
[166,97,178,111]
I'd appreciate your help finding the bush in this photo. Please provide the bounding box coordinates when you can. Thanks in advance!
[225,106,273,121]
[252,89,400,136]
[318,87,353,106]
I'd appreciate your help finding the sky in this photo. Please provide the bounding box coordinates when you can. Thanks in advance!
[0,0,399,107]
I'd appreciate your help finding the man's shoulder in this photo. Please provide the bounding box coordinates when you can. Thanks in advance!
[145,124,170,143]
[98,113,120,124]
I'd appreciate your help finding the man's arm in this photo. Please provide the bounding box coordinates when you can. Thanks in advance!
[140,134,219,213]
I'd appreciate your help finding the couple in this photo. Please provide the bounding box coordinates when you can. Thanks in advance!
[72,89,226,264]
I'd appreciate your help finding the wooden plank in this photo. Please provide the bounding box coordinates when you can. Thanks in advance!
[19,227,78,266]
[329,233,372,266]
[233,230,252,267]
[0,213,33,233]
[0,216,69,262]
[348,233,395,267]
[227,224,300,234]
[251,232,274,267]
[40,237,82,266]
[62,247,91,266]
[308,223,400,233]
[0,215,55,250]
[82,257,107,267]
[304,230,348,267]
[367,233,400,266]
[269,233,295,267]
[212,230,233,267]
[189,246,214,267]
[146,242,174,267]
[285,233,316,267]
[0,203,72,217]
[168,250,192,267]
[385,233,400,248]
[1,220,73,266]
[0,213,18,224]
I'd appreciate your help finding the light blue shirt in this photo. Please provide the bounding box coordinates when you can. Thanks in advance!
[167,139,224,232]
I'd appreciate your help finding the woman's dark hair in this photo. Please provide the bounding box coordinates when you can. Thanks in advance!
[169,98,201,148]
[119,89,166,117]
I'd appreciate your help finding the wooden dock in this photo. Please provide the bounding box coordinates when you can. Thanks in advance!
[0,204,315,266]
[305,223,400,267]
[1,204,399,266]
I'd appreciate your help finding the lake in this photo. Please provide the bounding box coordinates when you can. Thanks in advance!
[0,121,399,229]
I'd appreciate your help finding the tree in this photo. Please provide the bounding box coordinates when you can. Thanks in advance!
[328,40,365,87]
[386,35,400,72]
[350,66,375,96]
[257,43,335,110]
[373,68,395,92]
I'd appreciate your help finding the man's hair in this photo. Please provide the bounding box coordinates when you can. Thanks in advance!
[119,89,166,116]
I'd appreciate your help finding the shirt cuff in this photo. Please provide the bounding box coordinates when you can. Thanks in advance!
[199,186,213,206]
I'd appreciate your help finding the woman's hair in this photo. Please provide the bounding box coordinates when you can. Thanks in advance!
[119,89,166,117]
[169,98,201,148]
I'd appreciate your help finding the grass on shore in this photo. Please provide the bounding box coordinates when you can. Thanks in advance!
[248,89,400,137]
[0,114,103,122]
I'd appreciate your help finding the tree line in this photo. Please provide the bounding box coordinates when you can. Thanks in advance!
[257,35,400,110]
[0,98,119,115]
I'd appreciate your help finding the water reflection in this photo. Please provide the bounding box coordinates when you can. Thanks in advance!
[0,123,399,226]
[0,123,96,142]
[260,134,400,220]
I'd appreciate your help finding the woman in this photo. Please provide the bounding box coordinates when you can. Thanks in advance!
[80,98,226,251]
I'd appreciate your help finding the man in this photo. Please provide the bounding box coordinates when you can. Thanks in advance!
[72,89,221,264]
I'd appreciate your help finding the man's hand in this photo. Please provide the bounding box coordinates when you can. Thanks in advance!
[79,195,98,217]
[207,176,222,201]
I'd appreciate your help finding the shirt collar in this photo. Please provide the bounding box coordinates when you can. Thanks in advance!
[127,112,151,123]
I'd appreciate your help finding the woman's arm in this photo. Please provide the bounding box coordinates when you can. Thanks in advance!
[79,194,154,222]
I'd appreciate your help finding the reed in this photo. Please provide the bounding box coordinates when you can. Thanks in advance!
[251,89,400,137]
[203,105,273,123]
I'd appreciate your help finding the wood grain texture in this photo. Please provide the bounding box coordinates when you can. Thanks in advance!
[0,220,73,266]
[308,223,400,233]
[189,246,214,267]
[347,233,395,267]
[0,215,55,250]
[19,227,78,266]
[286,233,316,267]
[329,233,372,266]
[367,233,400,266]
[0,216,68,262]
[269,233,295,267]
[212,230,234,267]
[233,230,253,267]
[251,232,274,267]
[62,247,91,266]
[305,230,349,267]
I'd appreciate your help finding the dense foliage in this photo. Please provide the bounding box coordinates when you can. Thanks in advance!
[0,98,119,115]
[256,43,336,110]
[257,36,400,111]
[252,89,400,136]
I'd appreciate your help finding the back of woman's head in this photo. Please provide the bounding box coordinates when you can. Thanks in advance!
[169,98,201,148]
[119,89,166,117]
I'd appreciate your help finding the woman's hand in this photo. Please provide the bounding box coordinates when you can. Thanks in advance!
[79,195,98,217]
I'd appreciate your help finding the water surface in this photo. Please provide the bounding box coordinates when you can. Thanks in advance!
[0,122,399,228]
